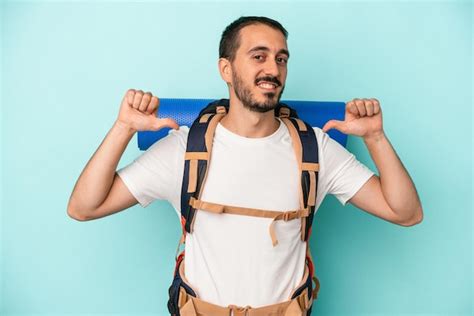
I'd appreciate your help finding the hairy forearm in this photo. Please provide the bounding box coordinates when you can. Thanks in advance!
[363,132,423,223]
[67,121,135,215]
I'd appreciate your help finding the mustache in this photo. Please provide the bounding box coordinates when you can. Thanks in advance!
[255,76,281,87]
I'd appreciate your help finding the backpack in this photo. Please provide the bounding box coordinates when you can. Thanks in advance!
[168,98,320,314]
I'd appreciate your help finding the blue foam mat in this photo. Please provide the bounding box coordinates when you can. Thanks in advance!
[137,98,347,151]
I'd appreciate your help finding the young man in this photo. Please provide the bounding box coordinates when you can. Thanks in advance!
[67,16,423,314]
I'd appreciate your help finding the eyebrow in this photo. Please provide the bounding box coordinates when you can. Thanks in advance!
[247,46,290,58]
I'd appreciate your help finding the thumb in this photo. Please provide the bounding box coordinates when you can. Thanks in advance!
[322,119,346,133]
[152,117,180,131]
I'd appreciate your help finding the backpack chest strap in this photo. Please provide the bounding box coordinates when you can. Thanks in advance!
[189,196,309,247]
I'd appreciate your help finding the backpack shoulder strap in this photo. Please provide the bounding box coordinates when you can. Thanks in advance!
[180,100,319,243]
[278,103,319,242]
[180,99,228,234]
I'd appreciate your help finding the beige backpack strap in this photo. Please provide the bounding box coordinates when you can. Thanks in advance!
[184,152,209,194]
[302,162,319,207]
[184,107,226,233]
[280,117,307,240]
[189,197,309,247]
[179,291,309,316]
[280,116,319,242]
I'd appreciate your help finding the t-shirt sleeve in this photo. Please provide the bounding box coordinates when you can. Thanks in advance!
[116,127,187,208]
[314,127,375,207]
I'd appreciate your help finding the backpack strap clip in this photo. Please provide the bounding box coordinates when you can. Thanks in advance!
[302,162,319,207]
[216,105,227,114]
[278,106,291,118]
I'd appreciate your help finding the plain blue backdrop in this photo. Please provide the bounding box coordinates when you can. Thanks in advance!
[1,1,472,315]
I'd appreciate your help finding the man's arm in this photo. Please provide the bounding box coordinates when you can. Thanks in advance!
[67,121,137,221]
[348,133,423,226]
[323,98,423,226]
[67,89,179,221]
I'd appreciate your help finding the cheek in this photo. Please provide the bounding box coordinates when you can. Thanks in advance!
[280,71,288,85]
[246,74,259,86]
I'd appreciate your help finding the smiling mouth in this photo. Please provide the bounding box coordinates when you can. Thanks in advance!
[257,82,278,91]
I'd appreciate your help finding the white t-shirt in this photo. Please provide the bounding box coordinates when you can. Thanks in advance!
[117,116,374,307]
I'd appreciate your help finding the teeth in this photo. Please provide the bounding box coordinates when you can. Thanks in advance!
[258,83,276,89]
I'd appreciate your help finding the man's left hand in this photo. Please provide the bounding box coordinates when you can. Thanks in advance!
[322,98,384,140]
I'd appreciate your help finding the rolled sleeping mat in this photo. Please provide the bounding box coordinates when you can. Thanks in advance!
[137,98,348,151]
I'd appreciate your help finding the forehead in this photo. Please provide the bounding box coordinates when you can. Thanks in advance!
[237,23,288,54]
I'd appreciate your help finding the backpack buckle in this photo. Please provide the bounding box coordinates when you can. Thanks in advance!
[278,107,290,118]
[228,304,251,316]
[216,105,227,114]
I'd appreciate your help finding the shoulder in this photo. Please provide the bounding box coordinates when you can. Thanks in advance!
[167,125,189,145]
[311,126,345,152]
[311,126,324,141]
[309,126,356,173]
[151,125,189,150]
[136,125,189,165]
[310,126,332,151]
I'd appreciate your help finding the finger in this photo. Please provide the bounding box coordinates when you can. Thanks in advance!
[365,100,374,116]
[322,119,346,133]
[133,90,144,109]
[126,89,135,105]
[139,92,152,112]
[347,101,358,115]
[354,99,366,116]
[371,98,381,114]
[146,96,159,114]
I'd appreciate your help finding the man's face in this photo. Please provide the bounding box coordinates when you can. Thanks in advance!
[228,23,289,113]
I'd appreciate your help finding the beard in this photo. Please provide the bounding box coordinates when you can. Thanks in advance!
[231,70,285,113]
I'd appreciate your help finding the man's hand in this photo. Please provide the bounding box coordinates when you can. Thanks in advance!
[116,89,179,133]
[322,98,383,141]
[323,97,423,225]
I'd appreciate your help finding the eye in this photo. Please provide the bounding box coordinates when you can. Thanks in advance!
[277,57,288,64]
[254,55,264,61]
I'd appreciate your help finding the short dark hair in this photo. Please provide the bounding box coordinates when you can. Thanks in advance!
[219,16,288,63]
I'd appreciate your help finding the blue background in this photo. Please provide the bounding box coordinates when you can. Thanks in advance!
[1,1,472,315]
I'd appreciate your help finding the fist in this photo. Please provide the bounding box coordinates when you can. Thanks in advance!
[116,89,179,132]
[322,98,384,139]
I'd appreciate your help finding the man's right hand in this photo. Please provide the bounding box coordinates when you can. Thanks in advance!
[116,89,179,132]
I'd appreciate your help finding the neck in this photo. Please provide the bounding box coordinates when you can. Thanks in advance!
[220,96,280,138]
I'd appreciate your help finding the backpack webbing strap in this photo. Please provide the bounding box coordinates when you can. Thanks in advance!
[188,196,310,247]
[280,117,319,242]
[180,102,319,243]
[181,106,227,235]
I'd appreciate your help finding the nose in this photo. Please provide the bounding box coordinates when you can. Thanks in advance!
[263,59,280,77]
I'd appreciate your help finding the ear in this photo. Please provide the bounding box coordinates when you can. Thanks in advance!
[218,58,232,84]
